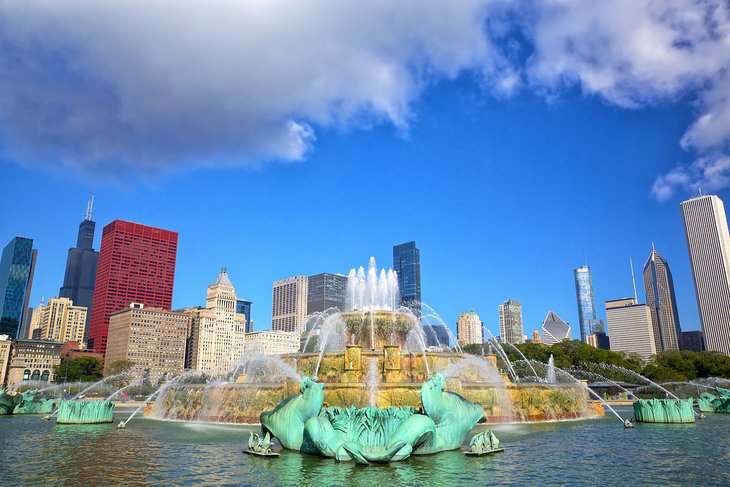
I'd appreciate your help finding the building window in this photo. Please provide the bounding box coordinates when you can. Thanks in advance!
[23,369,31,381]
[31,370,40,381]
[41,370,50,382]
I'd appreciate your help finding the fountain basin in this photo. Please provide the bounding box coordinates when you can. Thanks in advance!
[56,400,115,424]
[633,398,696,424]
[147,349,602,423]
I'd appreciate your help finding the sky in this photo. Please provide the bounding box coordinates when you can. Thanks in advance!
[2,1,730,340]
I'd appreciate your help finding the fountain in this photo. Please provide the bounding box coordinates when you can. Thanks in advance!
[259,374,488,464]
[633,398,696,424]
[546,355,556,383]
[0,389,56,415]
[56,400,115,424]
[697,387,730,413]
[146,258,603,425]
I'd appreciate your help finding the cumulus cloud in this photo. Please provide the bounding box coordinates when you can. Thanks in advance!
[0,0,494,175]
[516,0,730,200]
[2,0,730,197]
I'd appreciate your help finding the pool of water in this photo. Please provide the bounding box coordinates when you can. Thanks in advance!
[0,407,728,486]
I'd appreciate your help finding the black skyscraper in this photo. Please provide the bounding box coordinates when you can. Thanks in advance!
[59,198,99,338]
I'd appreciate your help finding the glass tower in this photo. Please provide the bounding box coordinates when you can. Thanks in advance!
[393,241,421,315]
[573,265,605,345]
[235,299,254,333]
[307,273,347,315]
[0,237,37,338]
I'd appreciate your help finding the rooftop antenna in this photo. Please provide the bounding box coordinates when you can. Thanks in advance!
[630,257,638,302]
[85,194,95,221]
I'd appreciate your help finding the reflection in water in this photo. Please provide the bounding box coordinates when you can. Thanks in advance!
[0,410,728,486]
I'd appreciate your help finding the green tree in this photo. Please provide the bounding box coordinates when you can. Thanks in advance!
[53,357,103,383]
[106,359,135,376]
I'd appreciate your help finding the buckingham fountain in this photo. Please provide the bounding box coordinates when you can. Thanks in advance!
[148,258,603,429]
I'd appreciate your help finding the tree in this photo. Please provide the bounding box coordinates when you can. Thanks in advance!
[106,359,135,377]
[53,357,103,383]
[461,343,485,355]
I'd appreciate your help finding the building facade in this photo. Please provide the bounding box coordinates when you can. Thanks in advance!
[498,300,524,344]
[643,246,682,352]
[531,330,542,344]
[681,195,730,355]
[272,276,308,333]
[244,331,300,355]
[105,303,190,381]
[88,220,178,355]
[235,300,254,333]
[186,268,247,374]
[541,311,571,345]
[573,265,607,348]
[6,339,62,385]
[307,273,347,315]
[0,237,37,339]
[681,331,705,352]
[393,241,421,314]
[605,298,656,361]
[35,297,87,344]
[0,335,11,387]
[59,200,99,339]
[457,310,483,346]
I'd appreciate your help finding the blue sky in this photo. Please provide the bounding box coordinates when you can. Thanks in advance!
[2,1,730,340]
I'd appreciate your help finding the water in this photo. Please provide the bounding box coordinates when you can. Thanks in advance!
[546,355,555,383]
[500,341,540,381]
[346,257,399,311]
[2,410,728,485]
[367,358,380,407]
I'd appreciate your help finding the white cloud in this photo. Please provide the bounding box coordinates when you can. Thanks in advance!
[2,0,730,197]
[0,0,495,176]
[519,0,730,199]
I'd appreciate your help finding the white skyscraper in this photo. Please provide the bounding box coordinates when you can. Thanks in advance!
[272,275,308,333]
[186,268,247,374]
[605,298,657,361]
[681,195,730,356]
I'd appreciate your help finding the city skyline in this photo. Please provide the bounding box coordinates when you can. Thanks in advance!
[4,1,730,340]
[0,196,722,343]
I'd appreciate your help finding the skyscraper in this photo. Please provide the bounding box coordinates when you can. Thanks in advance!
[393,241,421,314]
[36,297,87,343]
[573,265,607,347]
[498,299,524,344]
[59,198,99,338]
[185,268,247,374]
[0,237,37,338]
[643,245,682,352]
[456,310,482,346]
[236,299,254,333]
[307,273,347,314]
[88,220,178,355]
[541,311,571,345]
[272,275,308,333]
[605,298,656,361]
[681,194,730,356]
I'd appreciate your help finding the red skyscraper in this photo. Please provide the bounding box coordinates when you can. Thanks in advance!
[88,220,178,355]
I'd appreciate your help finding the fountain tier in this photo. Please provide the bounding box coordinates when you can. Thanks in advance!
[148,348,602,423]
